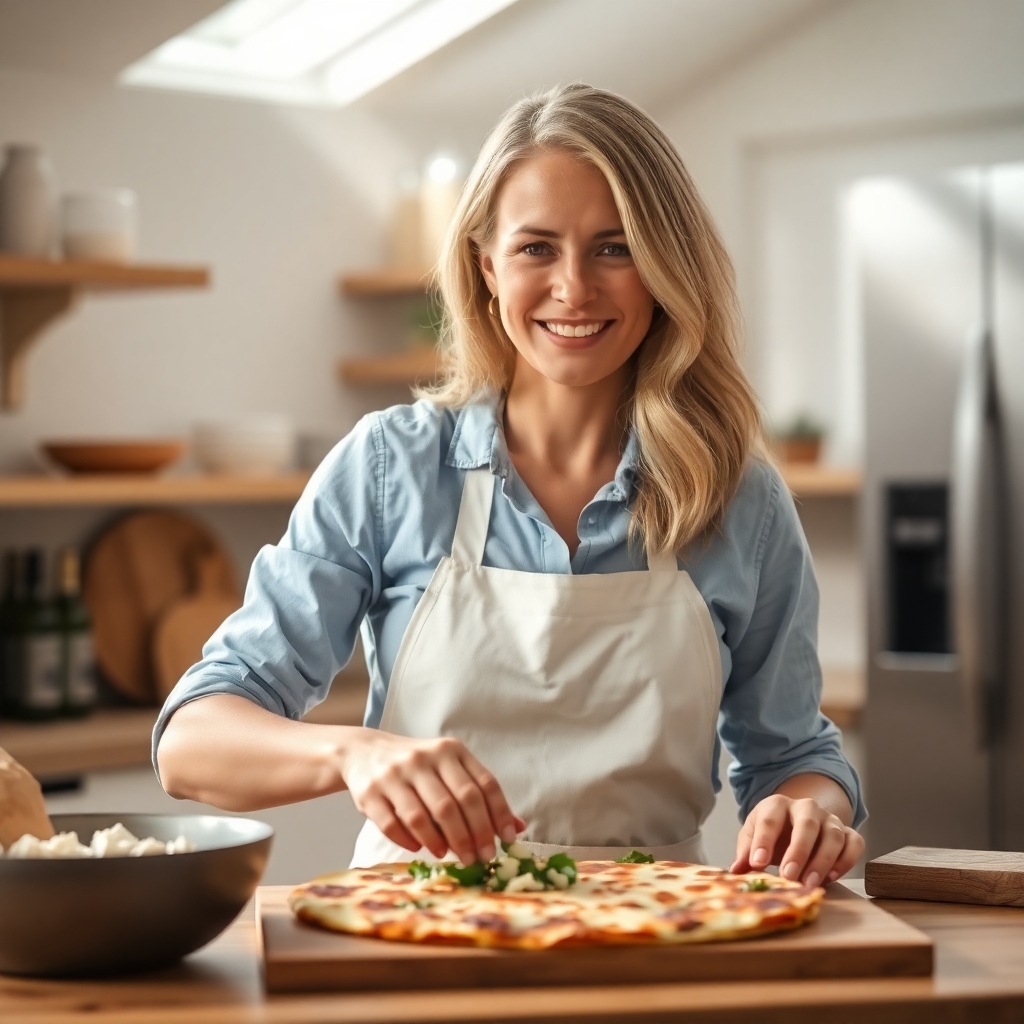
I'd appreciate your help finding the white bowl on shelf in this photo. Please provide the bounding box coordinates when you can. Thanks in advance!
[194,417,296,476]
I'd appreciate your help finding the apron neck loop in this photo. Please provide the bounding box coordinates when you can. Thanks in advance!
[647,550,679,573]
[450,469,495,565]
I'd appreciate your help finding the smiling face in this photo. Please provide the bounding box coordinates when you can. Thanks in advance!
[477,149,656,389]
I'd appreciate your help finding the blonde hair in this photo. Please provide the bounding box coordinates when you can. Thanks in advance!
[424,83,763,555]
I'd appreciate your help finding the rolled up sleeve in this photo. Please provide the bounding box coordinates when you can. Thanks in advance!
[151,413,384,771]
[718,472,867,827]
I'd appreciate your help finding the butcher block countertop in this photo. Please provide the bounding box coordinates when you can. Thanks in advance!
[0,670,863,778]
[0,675,370,779]
[2,882,1024,1023]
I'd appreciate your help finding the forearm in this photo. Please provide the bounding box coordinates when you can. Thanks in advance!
[156,694,357,812]
[773,773,855,826]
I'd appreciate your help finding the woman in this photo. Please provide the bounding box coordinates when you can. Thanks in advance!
[156,84,865,888]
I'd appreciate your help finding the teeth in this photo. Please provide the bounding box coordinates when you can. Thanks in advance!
[544,321,605,337]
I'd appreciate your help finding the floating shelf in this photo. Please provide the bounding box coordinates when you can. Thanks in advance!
[781,463,861,497]
[0,674,366,777]
[338,267,432,296]
[0,471,310,509]
[0,254,209,410]
[338,347,441,386]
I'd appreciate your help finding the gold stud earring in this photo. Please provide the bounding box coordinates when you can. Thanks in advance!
[488,295,499,317]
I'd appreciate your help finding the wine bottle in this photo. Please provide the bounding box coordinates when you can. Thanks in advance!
[10,549,63,720]
[56,546,97,717]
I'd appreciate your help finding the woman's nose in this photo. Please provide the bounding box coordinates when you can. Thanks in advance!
[550,253,596,308]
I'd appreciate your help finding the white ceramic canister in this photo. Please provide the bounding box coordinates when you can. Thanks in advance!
[61,188,138,262]
[0,144,58,257]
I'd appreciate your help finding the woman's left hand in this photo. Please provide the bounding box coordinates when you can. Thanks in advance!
[730,793,864,889]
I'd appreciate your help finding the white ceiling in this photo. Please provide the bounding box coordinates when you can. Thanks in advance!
[0,0,837,134]
[0,0,225,78]
[367,0,830,116]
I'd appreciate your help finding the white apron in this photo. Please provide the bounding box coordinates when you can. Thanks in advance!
[350,468,723,867]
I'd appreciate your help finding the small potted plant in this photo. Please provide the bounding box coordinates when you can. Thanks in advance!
[774,413,825,464]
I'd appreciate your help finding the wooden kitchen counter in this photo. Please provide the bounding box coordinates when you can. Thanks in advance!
[2,882,1023,1023]
[0,676,370,779]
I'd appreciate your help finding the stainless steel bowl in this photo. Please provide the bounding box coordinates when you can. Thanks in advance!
[0,813,273,977]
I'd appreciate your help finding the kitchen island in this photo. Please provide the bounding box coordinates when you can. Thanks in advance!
[2,883,1023,1023]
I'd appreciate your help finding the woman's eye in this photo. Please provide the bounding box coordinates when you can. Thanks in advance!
[521,242,551,257]
[600,243,631,257]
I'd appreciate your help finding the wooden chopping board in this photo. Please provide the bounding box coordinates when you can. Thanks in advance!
[83,511,239,703]
[152,553,241,700]
[257,882,933,994]
[866,847,1024,907]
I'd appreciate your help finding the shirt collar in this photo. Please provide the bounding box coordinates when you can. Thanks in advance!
[447,393,639,504]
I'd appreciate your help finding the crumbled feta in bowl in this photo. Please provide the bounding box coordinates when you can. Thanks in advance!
[1,823,197,859]
[0,813,272,977]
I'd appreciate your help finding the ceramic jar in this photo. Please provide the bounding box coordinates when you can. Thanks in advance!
[0,144,58,257]
[62,188,138,262]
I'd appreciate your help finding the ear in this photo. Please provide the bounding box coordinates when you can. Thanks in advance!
[477,245,498,297]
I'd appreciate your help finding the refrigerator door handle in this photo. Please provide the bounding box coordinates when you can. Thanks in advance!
[951,328,998,746]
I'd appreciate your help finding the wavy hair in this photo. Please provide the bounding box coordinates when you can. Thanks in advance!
[422,83,763,554]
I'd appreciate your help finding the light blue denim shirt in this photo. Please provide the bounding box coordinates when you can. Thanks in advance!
[153,396,865,827]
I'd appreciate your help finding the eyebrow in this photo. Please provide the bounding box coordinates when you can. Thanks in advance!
[511,226,626,239]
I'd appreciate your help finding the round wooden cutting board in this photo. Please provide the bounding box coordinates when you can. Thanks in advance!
[153,553,242,700]
[83,511,240,704]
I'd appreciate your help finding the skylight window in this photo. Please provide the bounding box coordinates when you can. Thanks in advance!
[121,0,520,106]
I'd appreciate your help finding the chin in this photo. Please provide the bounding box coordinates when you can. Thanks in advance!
[528,357,620,388]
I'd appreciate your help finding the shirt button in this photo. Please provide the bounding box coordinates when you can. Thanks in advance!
[587,514,597,526]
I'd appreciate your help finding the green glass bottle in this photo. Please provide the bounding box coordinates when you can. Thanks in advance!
[56,547,97,717]
[11,549,64,720]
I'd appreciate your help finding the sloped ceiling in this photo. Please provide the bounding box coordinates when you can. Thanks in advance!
[0,0,835,137]
[0,0,224,78]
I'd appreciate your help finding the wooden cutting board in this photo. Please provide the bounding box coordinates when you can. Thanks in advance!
[152,553,241,699]
[866,847,1024,907]
[83,511,239,703]
[257,882,933,994]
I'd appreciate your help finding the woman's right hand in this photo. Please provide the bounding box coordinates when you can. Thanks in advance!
[335,729,524,866]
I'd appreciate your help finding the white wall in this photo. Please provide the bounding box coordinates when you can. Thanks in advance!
[0,65,420,476]
[653,0,1024,675]
[655,0,1024,461]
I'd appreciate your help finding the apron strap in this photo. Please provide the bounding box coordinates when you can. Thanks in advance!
[647,550,678,573]
[450,468,495,566]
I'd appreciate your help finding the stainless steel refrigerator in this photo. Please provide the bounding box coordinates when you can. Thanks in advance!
[854,163,1024,856]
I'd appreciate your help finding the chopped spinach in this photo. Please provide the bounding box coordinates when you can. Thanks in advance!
[615,850,655,864]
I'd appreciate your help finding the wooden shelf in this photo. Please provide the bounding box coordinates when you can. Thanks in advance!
[338,347,441,386]
[337,266,431,296]
[0,254,209,410]
[780,463,861,497]
[0,471,311,509]
[0,675,367,779]
[820,666,865,730]
[0,254,208,290]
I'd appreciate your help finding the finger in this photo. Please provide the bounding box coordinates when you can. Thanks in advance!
[824,829,866,885]
[799,821,849,889]
[385,783,449,859]
[436,758,498,863]
[413,767,479,866]
[748,798,789,869]
[361,793,421,854]
[514,815,527,833]
[730,818,756,873]
[778,808,824,881]
[458,747,518,846]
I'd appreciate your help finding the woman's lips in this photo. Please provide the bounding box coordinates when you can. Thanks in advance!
[536,320,613,348]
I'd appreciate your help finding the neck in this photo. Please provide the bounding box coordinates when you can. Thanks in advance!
[503,357,633,478]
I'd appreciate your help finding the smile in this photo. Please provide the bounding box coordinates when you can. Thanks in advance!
[539,320,611,338]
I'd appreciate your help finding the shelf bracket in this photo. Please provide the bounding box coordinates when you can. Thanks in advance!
[0,286,77,411]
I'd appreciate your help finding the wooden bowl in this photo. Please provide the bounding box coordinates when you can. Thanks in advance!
[42,440,186,475]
